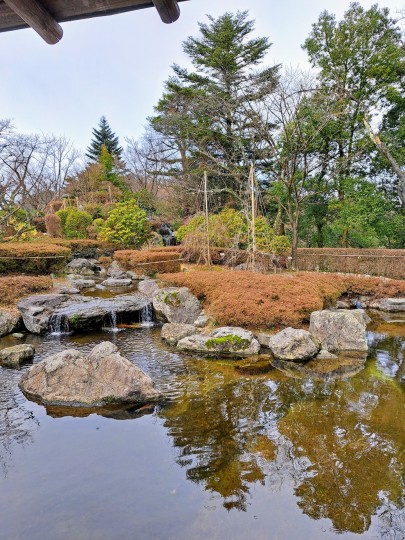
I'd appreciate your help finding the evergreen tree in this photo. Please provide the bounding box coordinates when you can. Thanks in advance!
[151,11,280,199]
[86,116,123,161]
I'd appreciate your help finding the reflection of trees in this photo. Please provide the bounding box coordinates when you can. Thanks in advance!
[161,363,277,511]
[278,361,405,534]
[0,369,39,476]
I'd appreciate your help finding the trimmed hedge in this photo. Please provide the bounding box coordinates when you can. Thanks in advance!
[160,270,405,329]
[0,243,71,274]
[115,249,182,275]
[0,275,53,306]
[297,248,405,280]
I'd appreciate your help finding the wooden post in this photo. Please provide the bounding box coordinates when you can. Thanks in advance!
[3,0,63,44]
[250,163,256,270]
[204,170,211,267]
[152,0,180,24]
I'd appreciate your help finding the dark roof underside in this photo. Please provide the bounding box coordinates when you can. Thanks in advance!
[0,0,186,33]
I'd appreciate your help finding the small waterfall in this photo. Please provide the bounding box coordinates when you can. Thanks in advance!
[141,304,154,327]
[103,309,120,332]
[50,313,70,336]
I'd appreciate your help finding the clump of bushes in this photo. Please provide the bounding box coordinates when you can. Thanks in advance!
[159,270,405,329]
[97,201,150,248]
[0,242,71,274]
[115,249,181,275]
[175,209,290,255]
[45,213,62,238]
[0,275,53,306]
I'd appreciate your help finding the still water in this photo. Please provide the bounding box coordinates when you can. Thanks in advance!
[0,318,404,540]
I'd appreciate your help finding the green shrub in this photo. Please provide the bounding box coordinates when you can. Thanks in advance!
[97,201,150,248]
[64,210,93,239]
[56,209,69,233]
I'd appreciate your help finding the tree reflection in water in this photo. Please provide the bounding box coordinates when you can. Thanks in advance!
[160,346,405,534]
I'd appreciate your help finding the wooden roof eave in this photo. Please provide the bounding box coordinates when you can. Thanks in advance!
[0,0,184,44]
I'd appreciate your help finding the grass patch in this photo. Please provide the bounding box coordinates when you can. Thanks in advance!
[159,270,405,330]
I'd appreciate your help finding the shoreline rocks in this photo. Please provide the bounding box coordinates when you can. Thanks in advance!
[0,311,21,337]
[310,309,370,352]
[0,344,35,368]
[177,326,260,358]
[153,287,201,324]
[265,327,320,361]
[19,341,160,408]
[161,323,197,345]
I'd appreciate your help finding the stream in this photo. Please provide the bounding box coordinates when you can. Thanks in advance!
[0,288,404,539]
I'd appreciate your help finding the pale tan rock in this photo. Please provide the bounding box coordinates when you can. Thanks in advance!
[0,344,35,368]
[19,341,160,407]
[267,327,320,361]
[309,309,370,352]
[161,323,196,345]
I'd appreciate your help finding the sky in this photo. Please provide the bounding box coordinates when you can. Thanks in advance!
[1,0,404,151]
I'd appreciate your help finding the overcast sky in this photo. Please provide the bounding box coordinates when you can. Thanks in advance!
[1,0,403,150]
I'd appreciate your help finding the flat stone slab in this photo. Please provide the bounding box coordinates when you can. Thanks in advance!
[0,344,35,368]
[101,278,132,288]
[369,298,405,312]
[19,341,160,408]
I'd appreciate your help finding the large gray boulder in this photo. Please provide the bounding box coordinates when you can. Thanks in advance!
[368,298,405,312]
[0,344,35,368]
[309,309,370,352]
[0,311,21,337]
[177,326,260,357]
[19,341,160,408]
[138,279,160,299]
[107,261,131,280]
[267,327,320,361]
[67,258,98,276]
[161,323,196,345]
[18,294,68,334]
[153,287,201,324]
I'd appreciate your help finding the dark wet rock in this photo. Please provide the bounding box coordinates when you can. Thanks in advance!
[270,353,366,381]
[67,258,98,276]
[368,298,405,312]
[177,326,260,357]
[309,309,370,352]
[161,323,196,345]
[138,279,159,299]
[18,293,151,334]
[0,311,21,337]
[267,328,321,361]
[101,278,132,288]
[0,344,35,368]
[153,287,201,324]
[19,341,160,408]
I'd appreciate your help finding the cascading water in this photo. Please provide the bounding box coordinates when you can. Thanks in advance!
[102,309,120,332]
[141,303,154,327]
[50,313,71,336]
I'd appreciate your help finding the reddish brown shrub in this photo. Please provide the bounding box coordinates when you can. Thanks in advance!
[45,213,62,238]
[0,275,53,306]
[0,242,71,274]
[115,249,181,275]
[159,271,405,330]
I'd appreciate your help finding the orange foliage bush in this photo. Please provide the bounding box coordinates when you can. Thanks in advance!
[115,249,181,275]
[159,271,405,329]
[0,275,52,306]
[0,242,71,274]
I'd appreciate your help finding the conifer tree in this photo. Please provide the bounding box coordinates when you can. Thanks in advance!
[86,116,123,161]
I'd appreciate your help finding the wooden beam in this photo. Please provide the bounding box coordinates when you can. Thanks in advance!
[153,0,180,24]
[3,0,63,44]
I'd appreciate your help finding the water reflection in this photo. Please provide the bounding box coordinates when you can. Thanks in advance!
[0,319,403,538]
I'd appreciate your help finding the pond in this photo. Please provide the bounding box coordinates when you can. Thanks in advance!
[0,316,404,539]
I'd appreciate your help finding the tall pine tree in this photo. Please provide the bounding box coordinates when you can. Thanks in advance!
[86,116,123,161]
